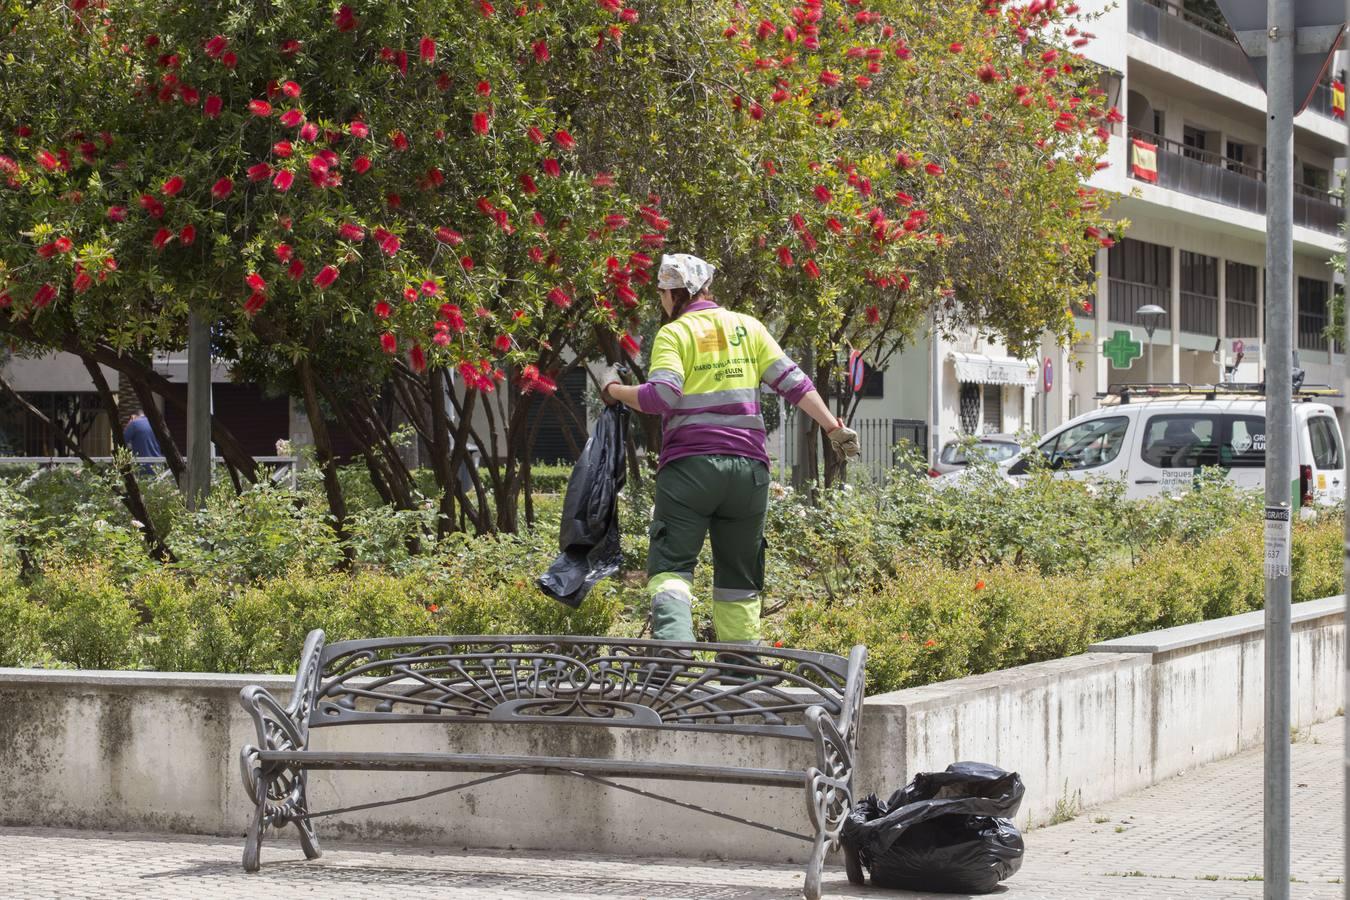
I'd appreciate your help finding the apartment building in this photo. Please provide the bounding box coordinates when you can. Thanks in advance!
[849,0,1344,468]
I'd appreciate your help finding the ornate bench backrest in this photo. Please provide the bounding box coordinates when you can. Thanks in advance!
[305,634,853,741]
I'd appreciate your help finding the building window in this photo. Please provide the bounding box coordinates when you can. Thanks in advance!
[1301,164,1330,193]
[1182,125,1209,161]
[858,362,884,399]
[982,384,1003,433]
[1107,238,1171,324]
[0,392,111,457]
[1297,277,1329,352]
[1225,261,1259,338]
[1152,109,1165,138]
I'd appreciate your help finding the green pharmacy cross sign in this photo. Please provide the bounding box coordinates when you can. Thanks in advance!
[1103,329,1143,369]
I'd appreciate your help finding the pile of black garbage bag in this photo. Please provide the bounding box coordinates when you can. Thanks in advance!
[841,762,1026,894]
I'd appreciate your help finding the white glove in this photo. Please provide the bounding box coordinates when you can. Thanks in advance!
[599,363,624,404]
[827,421,860,459]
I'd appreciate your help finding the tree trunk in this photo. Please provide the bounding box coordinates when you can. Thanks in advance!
[427,369,459,538]
[297,358,351,561]
[792,347,819,493]
[124,369,186,486]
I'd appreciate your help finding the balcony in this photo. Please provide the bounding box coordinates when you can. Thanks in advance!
[1129,0,1343,121]
[1128,129,1343,235]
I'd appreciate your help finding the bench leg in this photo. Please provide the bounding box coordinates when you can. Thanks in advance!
[803,828,827,900]
[295,772,322,861]
[243,776,266,873]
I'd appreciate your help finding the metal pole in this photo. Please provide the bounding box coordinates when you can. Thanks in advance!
[1261,1,1294,895]
[1342,2,1350,888]
[930,314,941,463]
[1147,331,1154,383]
[185,309,212,510]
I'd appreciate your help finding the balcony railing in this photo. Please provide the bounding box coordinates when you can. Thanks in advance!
[1180,290,1218,336]
[1225,297,1258,338]
[1130,0,1343,120]
[1128,129,1343,235]
[1108,278,1170,326]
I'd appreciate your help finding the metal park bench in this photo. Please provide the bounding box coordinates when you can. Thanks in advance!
[238,630,867,899]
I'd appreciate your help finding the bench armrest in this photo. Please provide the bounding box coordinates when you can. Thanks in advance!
[238,628,325,802]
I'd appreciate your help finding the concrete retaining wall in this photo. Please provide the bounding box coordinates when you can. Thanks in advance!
[0,597,1341,862]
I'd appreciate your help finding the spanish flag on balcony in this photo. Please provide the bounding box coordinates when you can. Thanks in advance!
[1130,138,1158,183]
[1333,80,1345,119]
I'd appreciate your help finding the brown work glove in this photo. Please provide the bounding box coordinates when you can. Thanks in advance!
[827,420,860,459]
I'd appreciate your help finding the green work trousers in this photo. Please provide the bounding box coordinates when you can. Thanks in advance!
[646,455,770,643]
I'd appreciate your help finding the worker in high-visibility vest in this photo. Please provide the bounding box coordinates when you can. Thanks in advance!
[602,253,860,644]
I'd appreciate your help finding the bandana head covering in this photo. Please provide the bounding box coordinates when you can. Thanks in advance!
[656,253,715,296]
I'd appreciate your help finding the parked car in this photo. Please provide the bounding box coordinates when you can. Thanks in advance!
[979,388,1345,506]
[928,434,1023,477]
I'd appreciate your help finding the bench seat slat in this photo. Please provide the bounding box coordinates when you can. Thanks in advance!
[256,750,806,788]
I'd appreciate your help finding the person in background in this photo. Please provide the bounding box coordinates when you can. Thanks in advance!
[122,405,162,474]
[600,253,859,646]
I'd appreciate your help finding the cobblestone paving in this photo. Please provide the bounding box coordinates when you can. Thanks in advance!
[1,718,1341,899]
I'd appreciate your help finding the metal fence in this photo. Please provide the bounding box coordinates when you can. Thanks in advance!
[777,412,928,484]
[0,455,301,488]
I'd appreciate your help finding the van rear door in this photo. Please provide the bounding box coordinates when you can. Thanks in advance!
[1303,413,1344,505]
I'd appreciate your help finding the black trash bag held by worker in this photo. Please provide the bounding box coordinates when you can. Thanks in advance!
[537,404,628,608]
[841,761,1025,894]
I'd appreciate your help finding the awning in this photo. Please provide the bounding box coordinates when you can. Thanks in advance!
[948,351,1037,387]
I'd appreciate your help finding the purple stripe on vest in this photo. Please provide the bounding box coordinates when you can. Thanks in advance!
[658,425,770,469]
[638,380,681,414]
[667,401,762,421]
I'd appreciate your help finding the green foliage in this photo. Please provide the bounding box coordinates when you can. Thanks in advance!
[37,563,140,669]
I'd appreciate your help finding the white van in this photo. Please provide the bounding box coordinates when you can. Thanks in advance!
[1002,386,1346,506]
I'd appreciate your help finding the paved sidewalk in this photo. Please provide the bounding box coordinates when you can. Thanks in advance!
[0,718,1342,899]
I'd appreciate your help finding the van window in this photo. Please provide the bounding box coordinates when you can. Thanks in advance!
[1223,416,1266,469]
[1140,414,1220,468]
[1308,417,1343,469]
[1034,416,1129,471]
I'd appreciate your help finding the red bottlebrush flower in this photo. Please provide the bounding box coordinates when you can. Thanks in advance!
[419,36,436,63]
[180,86,200,106]
[37,150,59,171]
[620,7,638,23]
[273,140,295,159]
[408,343,426,372]
[312,265,339,289]
[493,334,512,353]
[458,256,475,271]
[280,109,305,129]
[179,224,196,246]
[0,290,10,308]
[353,156,372,174]
[620,332,641,356]
[967,92,981,106]
[334,5,358,31]
[756,19,776,40]
[1041,49,1060,63]
[591,172,615,188]
[204,34,228,59]
[245,273,267,293]
[813,184,832,204]
[139,194,165,218]
[274,243,293,263]
[242,292,267,316]
[629,252,653,269]
[542,158,562,178]
[52,236,73,254]
[403,287,418,303]
[280,39,303,55]
[949,42,963,53]
[855,75,873,89]
[865,305,880,324]
[281,81,302,100]
[392,130,410,151]
[107,206,128,222]
[476,80,492,97]
[526,126,545,145]
[553,129,576,151]
[151,227,173,250]
[803,258,820,279]
[218,51,237,69]
[925,162,944,176]
[520,173,538,194]
[479,0,495,14]
[436,227,463,245]
[273,169,294,191]
[978,64,998,83]
[598,0,621,11]
[378,332,396,353]
[204,95,223,119]
[379,233,401,256]
[349,120,371,139]
[1100,236,1115,248]
[748,103,764,120]
[604,213,629,230]
[776,246,794,267]
[616,285,638,307]
[249,99,273,117]
[287,258,306,279]
[36,242,58,259]
[373,299,392,319]
[532,210,547,227]
[421,279,440,296]
[33,283,57,308]
[338,223,365,241]
[819,70,841,87]
[74,271,94,294]
[472,112,490,135]
[547,286,571,308]
[529,39,551,64]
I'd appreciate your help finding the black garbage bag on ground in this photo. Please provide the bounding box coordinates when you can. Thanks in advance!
[537,405,628,608]
[841,761,1025,894]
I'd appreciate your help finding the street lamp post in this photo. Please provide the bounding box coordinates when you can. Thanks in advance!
[1135,303,1167,384]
